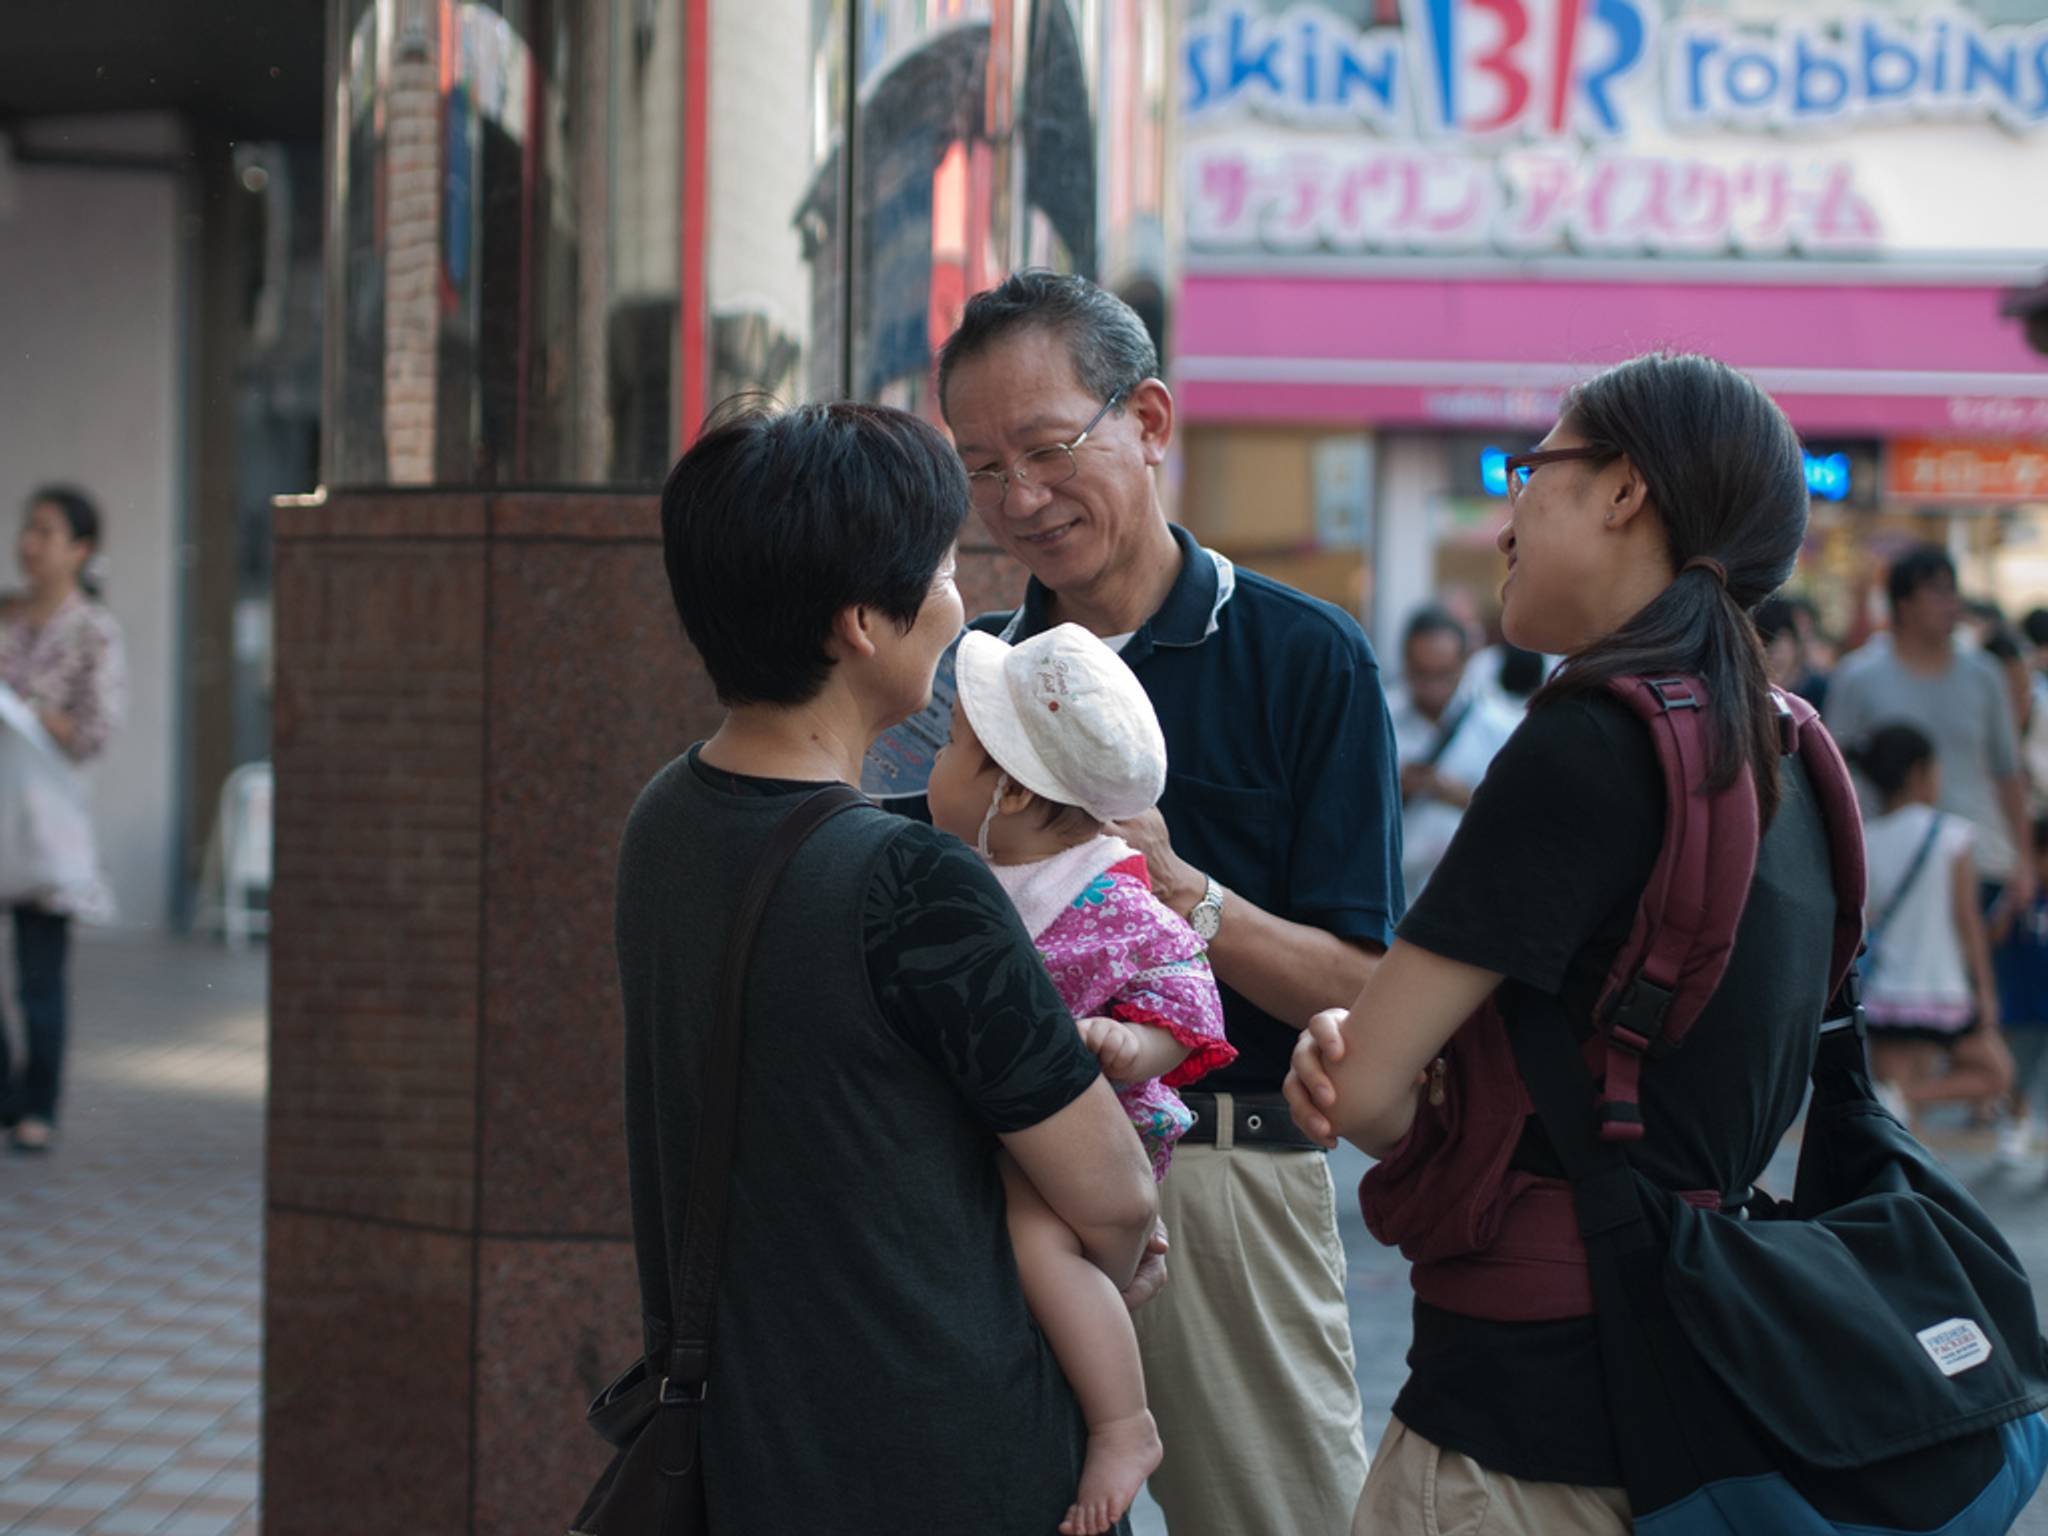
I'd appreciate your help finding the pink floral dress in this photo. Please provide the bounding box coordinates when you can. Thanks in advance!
[991,835,1234,1179]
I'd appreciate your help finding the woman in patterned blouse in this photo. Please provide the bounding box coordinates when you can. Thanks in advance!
[0,486,126,1151]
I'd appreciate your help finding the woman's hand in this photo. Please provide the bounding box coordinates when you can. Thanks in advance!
[1119,1221,1170,1312]
[1283,1009,1351,1149]
[1077,1015,1143,1080]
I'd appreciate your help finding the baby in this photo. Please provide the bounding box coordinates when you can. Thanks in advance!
[929,623,1234,1536]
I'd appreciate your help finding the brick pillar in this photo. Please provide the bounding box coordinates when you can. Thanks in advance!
[264,488,1021,1532]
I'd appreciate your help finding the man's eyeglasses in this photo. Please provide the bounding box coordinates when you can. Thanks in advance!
[965,393,1125,512]
[1499,446,1610,501]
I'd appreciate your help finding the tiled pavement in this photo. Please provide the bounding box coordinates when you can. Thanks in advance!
[0,933,263,1536]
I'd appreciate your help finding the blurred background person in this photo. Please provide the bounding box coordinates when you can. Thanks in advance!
[1754,594,1830,711]
[1389,604,1519,900]
[1851,723,2011,1132]
[2022,610,2048,792]
[1462,598,1553,714]
[0,486,126,1152]
[1965,595,2010,650]
[1992,817,2048,1160]
[1827,544,2036,921]
[1984,624,2037,781]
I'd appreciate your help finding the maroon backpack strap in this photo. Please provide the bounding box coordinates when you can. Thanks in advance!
[1780,689,1869,1003]
[1593,676,1762,1142]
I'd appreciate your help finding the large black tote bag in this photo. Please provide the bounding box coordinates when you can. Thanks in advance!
[1511,986,2048,1535]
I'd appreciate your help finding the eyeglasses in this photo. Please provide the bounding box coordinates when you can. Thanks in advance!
[1501,446,1611,501]
[965,393,1125,512]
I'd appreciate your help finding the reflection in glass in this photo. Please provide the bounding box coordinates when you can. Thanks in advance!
[323,0,1169,484]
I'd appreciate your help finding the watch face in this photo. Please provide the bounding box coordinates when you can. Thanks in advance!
[1191,902,1221,942]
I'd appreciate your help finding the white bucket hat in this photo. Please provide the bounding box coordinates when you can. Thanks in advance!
[955,624,1168,825]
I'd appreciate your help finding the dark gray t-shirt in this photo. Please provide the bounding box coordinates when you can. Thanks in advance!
[615,749,1110,1532]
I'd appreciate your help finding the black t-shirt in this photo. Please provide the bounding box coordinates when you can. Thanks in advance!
[615,752,1113,1533]
[692,754,1105,1108]
[1388,693,1840,1485]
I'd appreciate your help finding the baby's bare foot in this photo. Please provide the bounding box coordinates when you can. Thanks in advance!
[1058,1410,1162,1536]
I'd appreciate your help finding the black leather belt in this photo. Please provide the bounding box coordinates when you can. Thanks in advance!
[1179,1091,1323,1151]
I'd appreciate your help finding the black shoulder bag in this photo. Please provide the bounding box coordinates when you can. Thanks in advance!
[570,783,867,1536]
[1509,976,2048,1533]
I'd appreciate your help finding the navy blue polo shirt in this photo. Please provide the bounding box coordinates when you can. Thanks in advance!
[974,524,1405,1094]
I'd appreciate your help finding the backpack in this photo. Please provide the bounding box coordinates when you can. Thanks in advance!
[1358,675,2048,1532]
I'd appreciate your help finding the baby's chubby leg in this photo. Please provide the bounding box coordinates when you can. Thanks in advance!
[1000,1152,1163,1536]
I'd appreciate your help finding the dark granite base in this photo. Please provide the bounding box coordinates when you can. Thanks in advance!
[269,486,1024,1531]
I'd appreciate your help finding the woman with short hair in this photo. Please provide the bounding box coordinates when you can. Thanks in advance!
[614,400,1159,1533]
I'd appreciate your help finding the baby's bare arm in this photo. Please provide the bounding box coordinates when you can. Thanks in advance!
[1117,1024,1191,1084]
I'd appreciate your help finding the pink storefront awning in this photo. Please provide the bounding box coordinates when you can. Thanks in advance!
[1176,269,2048,439]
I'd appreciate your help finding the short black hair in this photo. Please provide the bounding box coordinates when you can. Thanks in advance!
[1986,624,2027,665]
[660,400,966,706]
[1402,603,1469,656]
[2021,608,2048,649]
[937,270,1158,417]
[1887,544,1957,613]
[1848,721,1936,801]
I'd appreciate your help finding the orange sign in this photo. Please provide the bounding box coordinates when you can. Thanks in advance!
[1887,439,2048,504]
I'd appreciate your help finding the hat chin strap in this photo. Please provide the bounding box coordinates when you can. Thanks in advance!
[977,773,1011,860]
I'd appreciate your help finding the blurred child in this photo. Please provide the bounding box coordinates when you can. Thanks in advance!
[1854,723,2013,1126]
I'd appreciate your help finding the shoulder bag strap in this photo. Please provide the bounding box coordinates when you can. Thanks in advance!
[1864,812,1945,968]
[659,782,867,1400]
[1423,697,1476,768]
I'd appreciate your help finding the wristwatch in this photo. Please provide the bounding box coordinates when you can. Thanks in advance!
[1188,875,1226,942]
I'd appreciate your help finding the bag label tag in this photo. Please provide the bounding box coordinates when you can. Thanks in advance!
[1917,1318,1995,1377]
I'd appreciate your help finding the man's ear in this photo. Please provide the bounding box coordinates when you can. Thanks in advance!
[1128,377,1175,469]
[828,604,880,662]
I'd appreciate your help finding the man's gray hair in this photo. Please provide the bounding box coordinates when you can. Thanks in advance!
[937,270,1159,414]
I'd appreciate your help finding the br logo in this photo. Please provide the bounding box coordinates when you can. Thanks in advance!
[1402,0,1652,137]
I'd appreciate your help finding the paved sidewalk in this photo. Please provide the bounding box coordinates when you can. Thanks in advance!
[0,932,263,1536]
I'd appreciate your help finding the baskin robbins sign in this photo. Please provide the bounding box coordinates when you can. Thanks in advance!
[1184,0,2048,259]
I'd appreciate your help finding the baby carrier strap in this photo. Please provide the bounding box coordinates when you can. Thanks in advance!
[1592,675,1761,1142]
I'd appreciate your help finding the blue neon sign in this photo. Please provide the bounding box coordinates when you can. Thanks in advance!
[1805,450,1851,502]
[1480,446,1510,497]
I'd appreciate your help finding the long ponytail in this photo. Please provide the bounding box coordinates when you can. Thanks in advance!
[1530,355,1808,824]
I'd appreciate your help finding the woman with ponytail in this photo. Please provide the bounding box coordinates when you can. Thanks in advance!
[1283,355,1849,1533]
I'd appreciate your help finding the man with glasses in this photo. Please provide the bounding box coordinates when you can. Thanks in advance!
[935,271,1403,1536]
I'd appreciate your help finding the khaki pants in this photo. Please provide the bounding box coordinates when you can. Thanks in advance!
[1353,1419,1632,1535]
[1133,1134,1369,1536]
